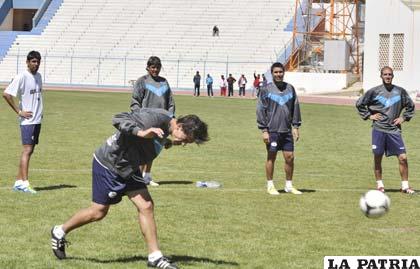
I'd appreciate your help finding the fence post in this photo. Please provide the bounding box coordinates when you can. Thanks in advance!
[43,51,47,83]
[225,56,229,77]
[203,60,206,86]
[97,53,101,86]
[124,56,127,87]
[176,58,180,89]
[16,46,20,74]
[70,54,73,84]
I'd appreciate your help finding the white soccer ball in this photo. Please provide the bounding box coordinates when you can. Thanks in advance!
[359,190,390,218]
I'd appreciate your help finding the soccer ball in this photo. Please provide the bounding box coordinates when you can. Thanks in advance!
[359,190,390,218]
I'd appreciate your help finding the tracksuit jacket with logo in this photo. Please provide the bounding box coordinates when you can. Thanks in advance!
[95,108,171,181]
[356,84,415,134]
[256,82,302,133]
[131,74,175,116]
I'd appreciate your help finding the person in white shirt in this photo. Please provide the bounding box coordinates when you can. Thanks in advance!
[3,51,43,194]
[219,75,227,96]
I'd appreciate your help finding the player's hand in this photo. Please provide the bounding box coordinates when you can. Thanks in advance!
[262,131,269,144]
[292,128,299,142]
[137,128,164,138]
[392,117,404,126]
[369,113,382,121]
[19,110,33,119]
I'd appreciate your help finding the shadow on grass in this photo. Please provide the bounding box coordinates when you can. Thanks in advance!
[278,189,316,194]
[67,254,239,266]
[34,184,77,191]
[157,181,194,185]
[385,188,417,194]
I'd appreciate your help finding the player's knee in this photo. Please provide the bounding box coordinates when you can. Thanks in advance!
[139,200,154,213]
[398,154,407,164]
[91,207,108,221]
[285,154,294,164]
[22,147,34,155]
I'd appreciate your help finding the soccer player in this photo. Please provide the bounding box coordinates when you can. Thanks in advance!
[2,51,43,194]
[51,108,209,269]
[356,66,415,194]
[131,56,175,186]
[256,62,302,195]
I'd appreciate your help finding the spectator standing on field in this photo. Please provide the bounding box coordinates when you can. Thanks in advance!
[193,71,201,97]
[238,74,247,97]
[219,75,227,96]
[261,74,268,88]
[253,72,260,97]
[131,56,175,187]
[2,50,43,194]
[227,74,237,97]
[206,74,214,97]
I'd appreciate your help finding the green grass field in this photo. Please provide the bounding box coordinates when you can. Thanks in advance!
[1,91,420,269]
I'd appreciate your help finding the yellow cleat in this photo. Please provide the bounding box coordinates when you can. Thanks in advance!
[267,186,280,195]
[284,187,302,195]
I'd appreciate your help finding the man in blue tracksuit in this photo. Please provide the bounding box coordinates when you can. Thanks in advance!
[206,74,213,97]
[131,56,175,186]
[257,62,302,195]
[356,66,415,194]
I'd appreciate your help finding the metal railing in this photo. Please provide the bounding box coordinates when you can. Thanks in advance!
[2,53,273,90]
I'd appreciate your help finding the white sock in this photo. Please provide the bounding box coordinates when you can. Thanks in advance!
[21,180,29,187]
[148,251,163,262]
[401,180,409,190]
[267,180,274,188]
[376,180,384,188]
[285,180,293,189]
[143,172,151,183]
[14,179,23,186]
[53,225,66,239]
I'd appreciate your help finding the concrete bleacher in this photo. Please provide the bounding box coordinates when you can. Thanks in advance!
[0,0,295,89]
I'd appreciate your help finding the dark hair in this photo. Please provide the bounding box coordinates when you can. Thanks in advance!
[270,62,285,73]
[27,51,41,61]
[177,115,209,144]
[147,56,162,68]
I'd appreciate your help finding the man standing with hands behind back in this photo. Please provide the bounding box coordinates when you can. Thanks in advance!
[131,56,175,187]
[257,62,302,195]
[3,50,43,194]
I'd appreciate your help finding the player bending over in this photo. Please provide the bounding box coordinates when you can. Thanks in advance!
[51,108,208,269]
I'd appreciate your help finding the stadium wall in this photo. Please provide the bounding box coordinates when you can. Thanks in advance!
[363,0,419,97]
[284,72,355,94]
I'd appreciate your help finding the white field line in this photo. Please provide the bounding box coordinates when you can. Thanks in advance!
[0,186,374,193]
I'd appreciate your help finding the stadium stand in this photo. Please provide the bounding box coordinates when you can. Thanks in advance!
[0,0,296,89]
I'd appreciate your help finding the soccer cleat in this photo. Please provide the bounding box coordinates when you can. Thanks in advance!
[147,256,179,269]
[284,187,302,195]
[51,227,70,259]
[267,186,280,195]
[401,188,415,195]
[148,180,160,187]
[377,186,385,193]
[12,184,37,194]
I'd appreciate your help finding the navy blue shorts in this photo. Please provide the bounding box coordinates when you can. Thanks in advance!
[266,132,294,152]
[92,158,147,205]
[372,129,406,157]
[20,124,41,145]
